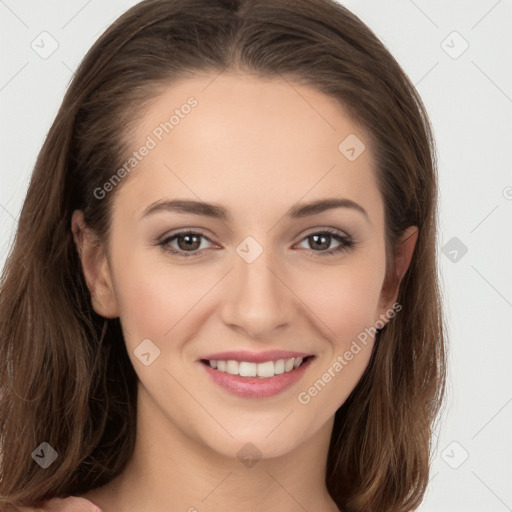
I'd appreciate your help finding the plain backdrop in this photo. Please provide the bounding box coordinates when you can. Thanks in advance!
[1,1,511,511]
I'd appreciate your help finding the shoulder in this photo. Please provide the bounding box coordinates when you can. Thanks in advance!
[16,496,103,512]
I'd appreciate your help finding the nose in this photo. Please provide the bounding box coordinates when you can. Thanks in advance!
[219,245,296,339]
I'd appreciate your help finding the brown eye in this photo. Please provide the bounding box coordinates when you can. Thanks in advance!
[175,233,202,251]
[159,231,214,258]
[308,233,332,251]
[296,229,354,256]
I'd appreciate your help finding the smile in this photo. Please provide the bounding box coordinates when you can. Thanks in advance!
[198,350,315,399]
[203,357,307,379]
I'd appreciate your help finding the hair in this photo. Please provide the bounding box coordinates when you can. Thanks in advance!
[0,1,446,510]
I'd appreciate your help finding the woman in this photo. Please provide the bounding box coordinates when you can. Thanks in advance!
[0,0,446,511]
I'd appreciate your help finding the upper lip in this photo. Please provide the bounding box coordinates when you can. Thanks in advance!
[199,350,313,363]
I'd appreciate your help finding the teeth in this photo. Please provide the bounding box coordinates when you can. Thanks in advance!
[226,360,238,375]
[257,361,274,378]
[239,361,257,377]
[208,357,305,379]
[274,359,285,375]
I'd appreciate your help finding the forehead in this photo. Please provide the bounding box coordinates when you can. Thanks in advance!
[115,72,383,225]
[135,71,371,160]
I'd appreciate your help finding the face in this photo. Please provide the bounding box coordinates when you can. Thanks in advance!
[74,72,412,461]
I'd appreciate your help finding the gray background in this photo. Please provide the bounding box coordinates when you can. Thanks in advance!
[1,1,511,510]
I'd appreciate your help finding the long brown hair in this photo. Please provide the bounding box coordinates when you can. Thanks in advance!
[0,1,446,510]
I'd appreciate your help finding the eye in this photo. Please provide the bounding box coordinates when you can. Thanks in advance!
[158,227,355,258]
[295,228,354,256]
[159,230,216,258]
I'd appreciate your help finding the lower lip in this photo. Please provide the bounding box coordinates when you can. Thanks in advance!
[200,357,314,399]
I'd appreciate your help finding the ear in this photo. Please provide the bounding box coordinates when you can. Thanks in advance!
[71,210,119,319]
[378,225,418,312]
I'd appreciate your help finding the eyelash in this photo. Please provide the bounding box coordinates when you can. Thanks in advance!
[158,228,355,258]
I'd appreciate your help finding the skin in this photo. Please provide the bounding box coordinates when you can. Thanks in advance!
[72,72,417,512]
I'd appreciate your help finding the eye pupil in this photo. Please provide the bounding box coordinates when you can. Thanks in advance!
[310,234,330,251]
[178,234,201,251]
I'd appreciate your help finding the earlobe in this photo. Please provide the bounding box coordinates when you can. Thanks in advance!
[379,226,418,312]
[71,210,119,319]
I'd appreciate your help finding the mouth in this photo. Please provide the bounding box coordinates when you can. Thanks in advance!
[198,350,316,399]
[200,355,314,379]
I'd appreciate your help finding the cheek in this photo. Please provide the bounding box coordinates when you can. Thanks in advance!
[110,248,201,350]
[292,253,385,406]
[294,265,382,419]
[300,257,386,341]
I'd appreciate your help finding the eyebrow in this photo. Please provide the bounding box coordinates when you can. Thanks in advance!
[139,197,369,221]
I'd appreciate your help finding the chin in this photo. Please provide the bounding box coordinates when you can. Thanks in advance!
[198,417,314,462]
